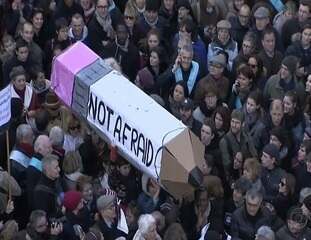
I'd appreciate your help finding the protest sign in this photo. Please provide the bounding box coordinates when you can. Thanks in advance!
[51,42,205,198]
[0,85,11,130]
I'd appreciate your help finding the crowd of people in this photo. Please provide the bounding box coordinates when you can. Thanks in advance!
[1,0,311,239]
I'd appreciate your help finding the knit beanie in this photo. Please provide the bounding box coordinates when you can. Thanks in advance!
[96,189,116,211]
[231,109,244,123]
[263,144,279,161]
[137,68,154,89]
[281,56,298,75]
[270,127,287,146]
[63,191,82,211]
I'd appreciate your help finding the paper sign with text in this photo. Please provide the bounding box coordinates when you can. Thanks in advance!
[87,70,185,179]
[0,85,11,128]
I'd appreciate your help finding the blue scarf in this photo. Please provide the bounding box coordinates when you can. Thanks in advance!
[29,157,42,172]
[270,0,284,12]
[174,61,199,94]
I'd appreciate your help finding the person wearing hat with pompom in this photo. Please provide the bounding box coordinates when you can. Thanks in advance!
[62,190,93,240]
[264,55,305,104]
[260,143,286,203]
[207,19,238,71]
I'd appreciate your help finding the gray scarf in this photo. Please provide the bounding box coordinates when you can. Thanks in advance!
[95,10,114,38]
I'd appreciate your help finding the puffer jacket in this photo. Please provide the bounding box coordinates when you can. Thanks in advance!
[231,206,271,240]
[276,225,311,240]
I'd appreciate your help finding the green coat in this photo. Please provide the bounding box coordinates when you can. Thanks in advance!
[263,74,305,103]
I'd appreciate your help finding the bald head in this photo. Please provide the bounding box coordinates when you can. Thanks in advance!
[34,135,53,156]
[239,5,251,26]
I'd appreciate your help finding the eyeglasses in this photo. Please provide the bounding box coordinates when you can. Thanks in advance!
[124,15,134,20]
[238,14,250,19]
[97,5,108,9]
[69,125,80,130]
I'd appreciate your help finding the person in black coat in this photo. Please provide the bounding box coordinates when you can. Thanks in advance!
[33,154,62,220]
[285,24,311,69]
[108,157,140,205]
[53,0,84,23]
[294,154,311,196]
[79,131,106,177]
[93,191,128,240]
[231,188,272,240]
[228,5,251,50]
[178,98,202,138]
[102,23,140,81]
[27,135,53,211]
[62,191,93,240]
[2,39,37,87]
[137,0,170,42]
[180,186,224,239]
[87,0,122,55]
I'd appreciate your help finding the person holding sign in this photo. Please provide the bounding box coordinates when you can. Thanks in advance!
[10,66,39,122]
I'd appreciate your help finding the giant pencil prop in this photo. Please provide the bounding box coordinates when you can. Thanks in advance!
[51,42,205,198]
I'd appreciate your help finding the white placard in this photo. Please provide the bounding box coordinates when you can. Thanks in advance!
[87,70,185,179]
[0,86,11,128]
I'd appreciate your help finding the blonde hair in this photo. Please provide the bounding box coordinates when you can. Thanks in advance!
[0,220,18,240]
[243,158,261,181]
[124,1,139,20]
[63,151,83,174]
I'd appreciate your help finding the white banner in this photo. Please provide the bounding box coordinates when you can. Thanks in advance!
[0,86,11,128]
[87,71,185,179]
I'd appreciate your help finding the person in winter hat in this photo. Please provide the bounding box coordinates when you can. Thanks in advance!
[62,190,93,239]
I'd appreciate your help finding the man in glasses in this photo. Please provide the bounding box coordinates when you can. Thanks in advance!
[195,53,229,102]
[232,32,257,75]
[87,0,122,55]
[229,4,251,49]
[231,189,271,239]
[207,19,238,71]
